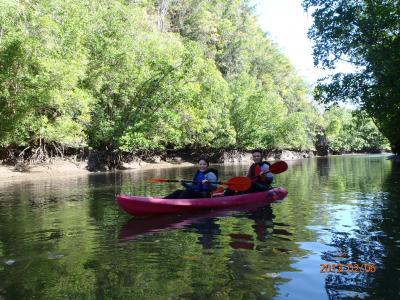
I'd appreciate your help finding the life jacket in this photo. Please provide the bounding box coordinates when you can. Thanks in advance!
[249,161,270,183]
[192,169,218,192]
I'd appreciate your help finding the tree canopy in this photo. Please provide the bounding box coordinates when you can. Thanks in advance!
[303,0,400,149]
[0,0,389,158]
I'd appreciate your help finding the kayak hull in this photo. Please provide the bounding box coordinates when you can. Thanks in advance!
[116,187,288,216]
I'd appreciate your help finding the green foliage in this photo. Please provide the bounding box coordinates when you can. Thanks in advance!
[0,0,388,154]
[0,0,92,147]
[323,106,389,153]
[303,0,400,148]
[166,0,325,150]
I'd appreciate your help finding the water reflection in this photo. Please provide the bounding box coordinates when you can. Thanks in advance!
[319,161,400,299]
[119,203,281,250]
[1,155,399,299]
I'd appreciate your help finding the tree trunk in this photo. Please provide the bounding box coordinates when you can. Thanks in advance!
[157,0,169,32]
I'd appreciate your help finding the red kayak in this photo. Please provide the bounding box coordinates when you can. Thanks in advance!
[116,187,288,216]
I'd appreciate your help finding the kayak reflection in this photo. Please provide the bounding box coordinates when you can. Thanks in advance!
[228,205,279,250]
[119,202,291,250]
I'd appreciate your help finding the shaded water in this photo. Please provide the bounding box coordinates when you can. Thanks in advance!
[0,155,399,299]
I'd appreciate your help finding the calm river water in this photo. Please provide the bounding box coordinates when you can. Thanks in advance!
[1,155,399,299]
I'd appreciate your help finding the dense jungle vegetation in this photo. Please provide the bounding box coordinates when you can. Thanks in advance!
[0,0,390,162]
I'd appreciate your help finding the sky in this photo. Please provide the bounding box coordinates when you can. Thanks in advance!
[254,0,353,85]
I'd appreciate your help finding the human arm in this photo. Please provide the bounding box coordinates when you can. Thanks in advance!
[204,172,218,190]
[260,163,273,182]
[180,180,193,190]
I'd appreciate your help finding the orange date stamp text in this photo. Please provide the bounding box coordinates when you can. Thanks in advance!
[320,263,377,273]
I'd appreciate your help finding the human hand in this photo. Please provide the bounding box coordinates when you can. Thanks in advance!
[259,171,270,176]
[202,179,209,184]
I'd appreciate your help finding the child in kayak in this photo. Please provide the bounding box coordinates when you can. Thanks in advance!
[225,150,273,195]
[164,158,218,199]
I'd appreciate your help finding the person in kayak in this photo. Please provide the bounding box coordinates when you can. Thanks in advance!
[164,158,218,199]
[225,150,273,195]
[247,149,273,192]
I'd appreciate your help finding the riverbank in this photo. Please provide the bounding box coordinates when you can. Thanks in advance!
[0,159,196,183]
[0,149,313,183]
[1,150,392,183]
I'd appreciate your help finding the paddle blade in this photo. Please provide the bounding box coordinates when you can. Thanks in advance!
[147,178,169,183]
[226,177,252,191]
[269,161,288,174]
[211,186,225,197]
[213,186,225,194]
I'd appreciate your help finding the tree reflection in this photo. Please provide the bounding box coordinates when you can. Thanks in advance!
[2,155,397,299]
[118,203,290,251]
[320,160,400,299]
[114,202,300,298]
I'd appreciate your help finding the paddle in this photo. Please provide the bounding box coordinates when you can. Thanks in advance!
[250,161,288,179]
[148,176,252,191]
[148,161,287,192]
[212,186,225,194]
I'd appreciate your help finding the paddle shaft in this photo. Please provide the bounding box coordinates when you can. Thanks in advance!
[250,172,270,180]
[249,161,288,179]
[163,179,237,185]
[148,176,251,191]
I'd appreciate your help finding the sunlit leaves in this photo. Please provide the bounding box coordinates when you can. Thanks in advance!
[304,0,400,147]
[0,0,388,153]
